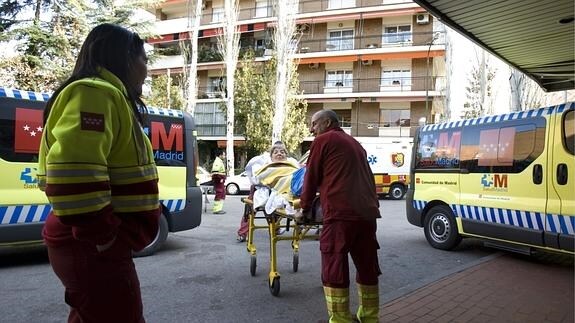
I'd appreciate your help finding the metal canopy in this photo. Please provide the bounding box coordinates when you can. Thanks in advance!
[414,0,574,92]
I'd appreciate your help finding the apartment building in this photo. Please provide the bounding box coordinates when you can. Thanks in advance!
[146,0,446,161]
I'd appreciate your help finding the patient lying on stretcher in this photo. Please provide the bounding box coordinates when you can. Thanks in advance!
[250,143,301,215]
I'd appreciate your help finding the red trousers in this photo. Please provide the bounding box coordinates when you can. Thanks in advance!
[47,239,145,323]
[320,219,381,288]
[212,174,226,201]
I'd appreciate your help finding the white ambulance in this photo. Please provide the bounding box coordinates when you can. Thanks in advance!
[356,137,413,200]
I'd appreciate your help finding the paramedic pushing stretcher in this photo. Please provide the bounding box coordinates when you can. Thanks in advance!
[298,110,381,323]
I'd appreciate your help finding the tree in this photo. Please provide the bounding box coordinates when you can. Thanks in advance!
[181,0,202,115]
[234,50,307,156]
[0,0,158,91]
[217,0,240,176]
[462,49,496,119]
[509,67,545,111]
[271,0,299,144]
[146,74,185,109]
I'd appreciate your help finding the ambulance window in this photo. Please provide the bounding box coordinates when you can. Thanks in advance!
[415,129,460,169]
[0,99,43,163]
[563,110,574,155]
[460,118,545,173]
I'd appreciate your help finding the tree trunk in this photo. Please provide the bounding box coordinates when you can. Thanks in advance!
[272,0,299,144]
[185,0,202,115]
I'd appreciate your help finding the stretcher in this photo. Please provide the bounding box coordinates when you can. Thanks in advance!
[241,196,322,296]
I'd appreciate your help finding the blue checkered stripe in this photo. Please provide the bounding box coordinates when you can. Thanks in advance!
[0,205,51,224]
[0,87,51,101]
[0,199,186,225]
[147,106,184,118]
[412,200,575,235]
[421,102,574,132]
[162,199,185,213]
[1,87,185,118]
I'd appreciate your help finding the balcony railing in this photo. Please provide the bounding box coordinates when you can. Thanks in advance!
[155,0,419,34]
[298,0,416,13]
[299,76,445,94]
[298,31,445,54]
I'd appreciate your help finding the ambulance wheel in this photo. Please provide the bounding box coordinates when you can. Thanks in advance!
[424,205,461,250]
[292,252,299,272]
[388,184,406,200]
[250,255,257,276]
[133,214,169,257]
[269,277,280,296]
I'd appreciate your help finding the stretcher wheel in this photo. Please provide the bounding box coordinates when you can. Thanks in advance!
[250,255,257,276]
[292,252,299,272]
[269,277,280,296]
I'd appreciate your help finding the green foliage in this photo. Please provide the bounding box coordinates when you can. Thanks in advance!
[0,0,159,91]
[146,74,185,110]
[232,49,307,156]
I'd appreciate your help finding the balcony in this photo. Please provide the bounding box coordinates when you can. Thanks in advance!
[297,31,445,54]
[299,76,445,95]
[298,0,418,14]
[150,54,185,71]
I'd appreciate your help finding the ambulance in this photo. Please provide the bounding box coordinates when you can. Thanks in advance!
[301,136,412,199]
[406,102,574,254]
[356,137,412,200]
[0,87,203,256]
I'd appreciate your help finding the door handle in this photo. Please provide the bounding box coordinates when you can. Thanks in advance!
[533,164,543,184]
[557,163,568,185]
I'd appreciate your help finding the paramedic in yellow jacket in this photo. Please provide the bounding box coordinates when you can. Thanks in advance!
[211,149,227,214]
[37,24,160,323]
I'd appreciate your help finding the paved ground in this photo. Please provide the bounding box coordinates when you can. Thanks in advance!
[380,251,574,323]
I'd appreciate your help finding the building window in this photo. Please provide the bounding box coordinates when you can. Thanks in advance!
[382,25,411,44]
[328,0,355,10]
[194,102,226,136]
[379,109,411,127]
[335,110,352,127]
[255,39,265,50]
[326,29,354,51]
[208,77,226,97]
[325,70,353,87]
[212,7,224,23]
[255,0,268,18]
[381,69,411,87]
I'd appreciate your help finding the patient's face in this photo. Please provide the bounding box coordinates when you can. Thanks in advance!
[271,147,287,162]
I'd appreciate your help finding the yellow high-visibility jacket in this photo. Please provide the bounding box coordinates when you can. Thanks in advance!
[38,68,160,250]
[211,156,226,175]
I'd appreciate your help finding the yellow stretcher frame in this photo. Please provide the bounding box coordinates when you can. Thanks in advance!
[241,197,322,296]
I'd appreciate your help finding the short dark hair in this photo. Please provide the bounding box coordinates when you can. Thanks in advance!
[44,23,147,125]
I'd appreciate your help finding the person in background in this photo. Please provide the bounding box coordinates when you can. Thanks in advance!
[211,149,227,214]
[37,23,160,323]
[298,110,381,323]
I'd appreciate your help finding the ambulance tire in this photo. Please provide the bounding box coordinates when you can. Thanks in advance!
[133,214,169,257]
[388,184,406,200]
[424,205,461,250]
